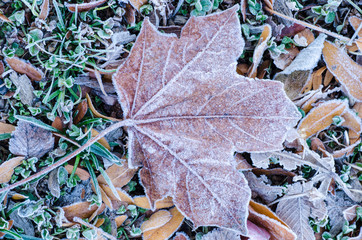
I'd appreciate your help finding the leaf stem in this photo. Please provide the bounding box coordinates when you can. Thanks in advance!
[0,120,129,194]
[264,7,351,42]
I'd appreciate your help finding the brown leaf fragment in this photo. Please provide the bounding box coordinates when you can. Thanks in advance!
[112,6,300,234]
[298,100,348,139]
[115,215,127,227]
[294,29,315,46]
[0,122,15,134]
[343,205,360,222]
[141,210,172,232]
[129,0,148,11]
[173,232,190,240]
[9,73,34,105]
[99,184,134,205]
[333,139,361,158]
[142,207,184,240]
[349,16,362,38]
[65,0,107,12]
[5,57,43,81]
[323,69,334,86]
[274,34,327,99]
[311,67,326,90]
[322,41,362,102]
[248,24,272,78]
[97,163,137,188]
[0,12,13,24]
[52,116,64,132]
[134,196,174,209]
[11,193,28,200]
[62,201,99,222]
[86,93,120,121]
[124,4,136,26]
[38,0,50,20]
[64,165,90,181]
[90,128,111,150]
[353,102,362,116]
[0,157,24,184]
[9,121,54,158]
[73,100,88,124]
[247,220,271,240]
[341,109,361,139]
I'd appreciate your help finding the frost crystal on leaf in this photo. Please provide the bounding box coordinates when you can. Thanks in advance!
[112,5,301,234]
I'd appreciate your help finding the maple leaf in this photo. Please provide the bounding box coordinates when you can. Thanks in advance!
[112,6,300,234]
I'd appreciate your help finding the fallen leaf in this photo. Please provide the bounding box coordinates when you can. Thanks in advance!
[341,108,361,142]
[142,207,184,240]
[112,6,300,234]
[0,157,24,184]
[129,0,148,11]
[248,200,296,240]
[90,128,111,150]
[333,139,361,158]
[247,220,271,240]
[51,116,64,132]
[65,0,107,12]
[99,184,134,205]
[9,72,34,105]
[62,201,100,222]
[322,41,362,102]
[349,16,362,38]
[9,121,54,158]
[343,205,361,222]
[298,100,348,139]
[200,228,240,240]
[48,168,61,198]
[294,29,315,46]
[271,45,299,70]
[86,93,120,121]
[115,215,127,227]
[0,122,15,134]
[73,100,88,124]
[248,24,272,78]
[11,193,29,200]
[173,232,190,240]
[38,0,50,20]
[274,34,327,99]
[124,4,136,26]
[97,163,137,188]
[5,57,43,81]
[323,69,334,86]
[133,196,174,209]
[64,164,90,181]
[0,12,13,24]
[141,210,172,232]
[311,67,326,90]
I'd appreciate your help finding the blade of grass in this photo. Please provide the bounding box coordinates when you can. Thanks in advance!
[85,159,102,205]
[15,115,60,133]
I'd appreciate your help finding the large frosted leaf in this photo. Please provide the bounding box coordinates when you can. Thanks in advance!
[113,6,300,234]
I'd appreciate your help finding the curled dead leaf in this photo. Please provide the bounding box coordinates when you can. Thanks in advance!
[141,210,172,232]
[100,184,134,205]
[142,207,184,240]
[134,196,174,209]
[0,12,13,24]
[73,100,88,124]
[322,41,362,102]
[65,0,107,12]
[0,157,24,184]
[5,57,43,81]
[298,100,348,139]
[97,163,137,188]
[38,0,50,20]
[86,93,120,121]
[62,201,99,222]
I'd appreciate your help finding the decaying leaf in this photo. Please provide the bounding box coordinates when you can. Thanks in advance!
[64,164,90,181]
[141,210,172,232]
[341,108,361,144]
[0,12,13,24]
[248,24,272,78]
[142,207,184,240]
[0,157,24,184]
[271,45,299,70]
[247,220,271,240]
[73,100,88,124]
[248,200,296,240]
[322,41,362,102]
[38,0,50,20]
[5,57,44,81]
[97,162,137,188]
[274,34,327,99]
[134,196,174,209]
[90,128,111,150]
[65,0,107,12]
[343,205,361,222]
[200,228,240,240]
[276,182,326,240]
[173,232,190,240]
[62,201,101,222]
[86,93,120,121]
[0,122,15,134]
[112,6,300,234]
[9,121,54,158]
[129,0,148,11]
[99,184,134,205]
[115,215,127,227]
[9,72,34,105]
[298,100,348,139]
[294,29,315,46]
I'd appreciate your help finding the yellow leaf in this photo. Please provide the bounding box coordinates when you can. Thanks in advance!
[141,210,172,232]
[134,196,174,210]
[322,41,362,101]
[97,162,137,188]
[298,100,348,139]
[142,207,184,240]
[0,157,24,184]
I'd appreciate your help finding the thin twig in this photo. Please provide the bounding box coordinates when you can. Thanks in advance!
[73,217,117,240]
[264,7,351,42]
[347,22,362,46]
[53,133,81,147]
[0,120,129,194]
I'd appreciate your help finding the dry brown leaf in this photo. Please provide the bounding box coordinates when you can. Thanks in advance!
[0,122,15,134]
[38,0,50,20]
[124,4,136,26]
[141,210,172,232]
[73,100,88,124]
[65,0,107,12]
[312,67,326,90]
[94,218,105,228]
[90,128,111,150]
[272,46,299,70]
[51,116,64,132]
[11,193,28,200]
[236,63,249,76]
[112,6,300,234]
[201,228,240,240]
[341,109,361,140]
[0,157,24,184]
[173,232,190,240]
[9,121,54,158]
[5,57,43,81]
[64,165,90,181]
[0,12,13,24]
[324,69,334,86]
[295,29,315,46]
[322,41,362,102]
[298,100,348,139]
[115,215,127,227]
[333,139,361,158]
[129,0,148,11]
[343,205,360,222]
[99,184,134,205]
[86,93,120,121]
[142,207,184,240]
[248,24,272,78]
[349,16,362,38]
[62,202,99,222]
[134,196,174,209]
[97,163,137,188]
